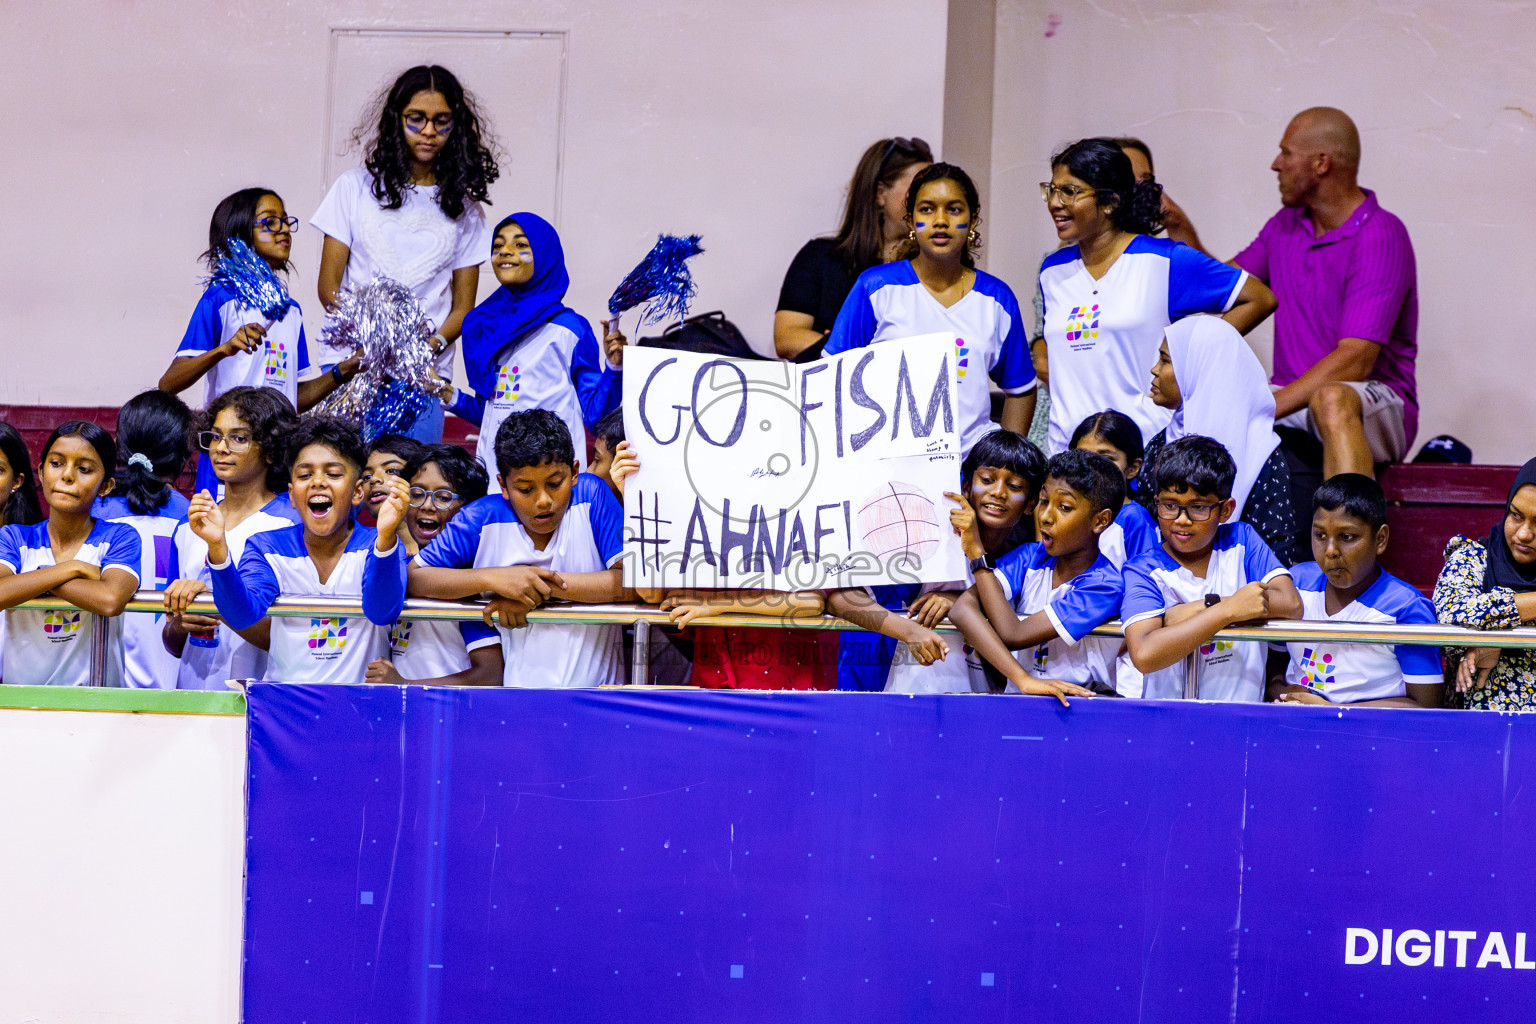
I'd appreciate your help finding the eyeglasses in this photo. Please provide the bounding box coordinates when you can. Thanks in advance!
[1153,500,1222,522]
[1039,182,1104,204]
[198,430,253,453]
[409,486,461,509]
[403,112,454,135]
[253,216,299,235]
[879,136,930,169]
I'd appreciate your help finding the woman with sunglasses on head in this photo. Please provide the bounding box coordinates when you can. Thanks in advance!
[161,188,355,494]
[312,65,499,442]
[774,136,933,361]
[1036,138,1276,456]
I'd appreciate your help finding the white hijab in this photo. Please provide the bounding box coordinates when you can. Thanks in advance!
[1162,315,1280,517]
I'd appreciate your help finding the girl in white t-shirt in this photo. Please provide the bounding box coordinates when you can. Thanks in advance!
[160,188,353,494]
[447,213,623,472]
[825,162,1038,457]
[312,65,497,443]
[163,386,300,689]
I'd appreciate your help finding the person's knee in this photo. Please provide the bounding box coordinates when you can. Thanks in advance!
[1309,383,1364,435]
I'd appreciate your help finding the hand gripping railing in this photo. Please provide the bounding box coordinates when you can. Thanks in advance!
[22,591,1536,691]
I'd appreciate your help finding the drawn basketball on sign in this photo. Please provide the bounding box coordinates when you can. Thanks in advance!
[857,481,942,565]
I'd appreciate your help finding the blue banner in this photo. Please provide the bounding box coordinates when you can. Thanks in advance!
[245,684,1536,1021]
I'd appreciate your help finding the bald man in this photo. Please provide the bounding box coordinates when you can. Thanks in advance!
[1233,107,1418,479]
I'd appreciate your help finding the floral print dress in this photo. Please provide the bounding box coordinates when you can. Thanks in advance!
[1433,535,1536,711]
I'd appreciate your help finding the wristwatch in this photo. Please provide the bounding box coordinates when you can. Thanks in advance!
[968,553,996,575]
[1204,593,1221,608]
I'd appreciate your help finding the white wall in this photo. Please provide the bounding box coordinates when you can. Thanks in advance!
[987,0,1536,463]
[0,707,245,1023]
[0,0,947,403]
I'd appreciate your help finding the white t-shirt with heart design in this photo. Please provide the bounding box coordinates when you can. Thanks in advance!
[310,167,489,376]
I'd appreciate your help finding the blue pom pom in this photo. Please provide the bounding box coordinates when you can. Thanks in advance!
[608,234,704,325]
[205,238,294,322]
[362,379,431,443]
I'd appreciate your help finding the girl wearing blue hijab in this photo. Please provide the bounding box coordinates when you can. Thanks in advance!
[444,212,623,472]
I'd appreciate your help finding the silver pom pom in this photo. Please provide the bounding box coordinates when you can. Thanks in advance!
[312,276,441,439]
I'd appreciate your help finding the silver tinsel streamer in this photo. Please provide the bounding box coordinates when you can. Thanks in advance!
[311,276,440,440]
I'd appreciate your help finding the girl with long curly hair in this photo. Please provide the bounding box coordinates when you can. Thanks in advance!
[311,65,500,442]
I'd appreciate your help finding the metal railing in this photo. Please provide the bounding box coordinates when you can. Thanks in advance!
[22,591,1536,692]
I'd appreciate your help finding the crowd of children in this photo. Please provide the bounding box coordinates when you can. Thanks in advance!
[0,65,1530,707]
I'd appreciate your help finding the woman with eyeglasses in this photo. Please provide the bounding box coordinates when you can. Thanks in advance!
[160,188,354,494]
[1037,138,1276,455]
[312,65,499,442]
[163,386,301,690]
[366,443,504,687]
[774,136,933,361]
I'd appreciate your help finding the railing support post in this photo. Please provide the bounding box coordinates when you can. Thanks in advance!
[1182,650,1200,700]
[88,614,109,687]
[632,619,651,687]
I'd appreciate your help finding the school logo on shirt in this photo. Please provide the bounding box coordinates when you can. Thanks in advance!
[1299,647,1336,690]
[1032,644,1049,671]
[1065,304,1101,351]
[1200,638,1236,668]
[308,617,348,655]
[43,610,82,642]
[389,621,412,653]
[264,339,288,382]
[494,364,521,402]
[954,338,970,380]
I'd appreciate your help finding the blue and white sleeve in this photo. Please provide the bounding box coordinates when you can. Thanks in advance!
[1048,563,1123,644]
[823,276,877,356]
[585,478,625,566]
[414,506,484,570]
[1393,590,1445,687]
[459,618,500,651]
[175,289,224,357]
[987,286,1038,393]
[363,541,408,626]
[211,542,279,631]
[1120,560,1169,627]
[994,547,1030,608]
[102,525,143,584]
[1167,243,1248,319]
[295,321,317,380]
[569,320,622,430]
[444,388,486,427]
[1238,523,1288,584]
[0,525,21,575]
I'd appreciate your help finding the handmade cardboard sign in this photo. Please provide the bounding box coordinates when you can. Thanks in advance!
[621,334,967,592]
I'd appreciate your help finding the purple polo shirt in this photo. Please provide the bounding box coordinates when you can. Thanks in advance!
[1234,188,1419,444]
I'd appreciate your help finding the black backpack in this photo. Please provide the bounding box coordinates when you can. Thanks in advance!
[636,310,765,360]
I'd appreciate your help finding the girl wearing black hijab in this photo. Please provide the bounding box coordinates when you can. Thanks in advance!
[1434,459,1536,709]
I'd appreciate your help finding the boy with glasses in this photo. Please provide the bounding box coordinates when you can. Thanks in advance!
[367,443,504,686]
[1121,435,1302,701]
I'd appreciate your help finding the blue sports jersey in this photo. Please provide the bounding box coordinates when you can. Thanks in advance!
[93,492,190,688]
[823,261,1037,455]
[994,543,1123,691]
[1121,521,1288,702]
[210,524,406,684]
[1283,563,1441,703]
[0,519,141,686]
[414,474,624,688]
[1099,499,1160,570]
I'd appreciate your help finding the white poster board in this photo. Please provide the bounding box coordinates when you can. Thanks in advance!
[621,335,967,592]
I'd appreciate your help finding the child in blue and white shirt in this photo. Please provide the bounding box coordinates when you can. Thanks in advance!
[1268,474,1443,707]
[365,444,503,687]
[202,417,409,684]
[824,163,1037,456]
[0,422,141,686]
[1122,435,1302,702]
[409,410,626,688]
[92,391,192,688]
[949,449,1123,703]
[159,188,353,495]
[1070,410,1159,569]
[163,387,301,689]
[450,213,623,473]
